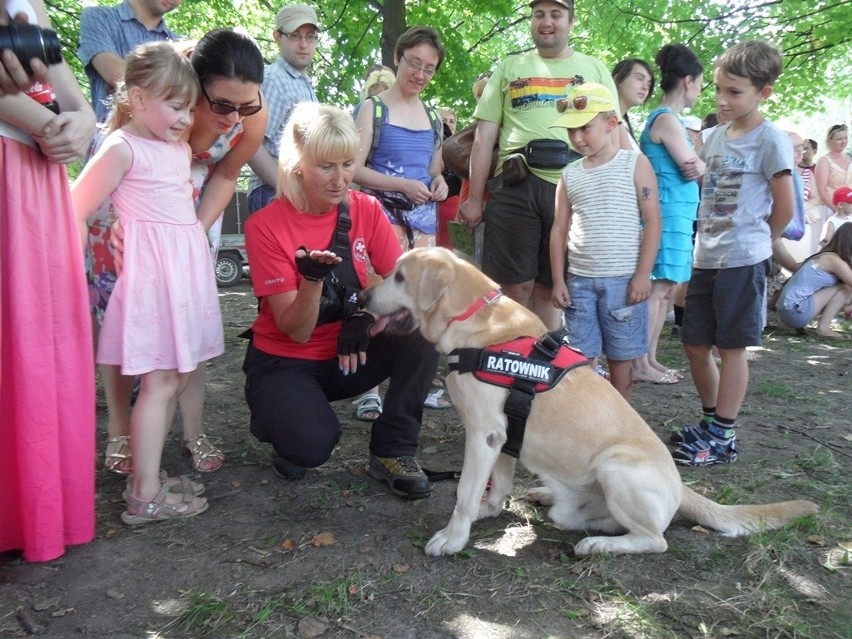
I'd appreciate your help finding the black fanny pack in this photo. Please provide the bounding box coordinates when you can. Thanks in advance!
[524,138,581,169]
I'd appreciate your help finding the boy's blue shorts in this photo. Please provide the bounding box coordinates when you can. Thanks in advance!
[563,274,648,361]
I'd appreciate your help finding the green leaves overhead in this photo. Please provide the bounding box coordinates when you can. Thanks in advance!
[48,0,851,121]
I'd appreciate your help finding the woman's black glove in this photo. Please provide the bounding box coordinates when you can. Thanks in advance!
[337,311,375,357]
[296,246,336,281]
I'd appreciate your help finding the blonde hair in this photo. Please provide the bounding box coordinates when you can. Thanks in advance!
[277,103,360,211]
[360,68,395,100]
[472,74,490,101]
[107,41,200,131]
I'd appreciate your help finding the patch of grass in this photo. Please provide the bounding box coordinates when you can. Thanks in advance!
[291,574,366,617]
[167,588,239,635]
[758,381,795,398]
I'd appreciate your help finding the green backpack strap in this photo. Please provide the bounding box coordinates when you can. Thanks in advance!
[366,95,385,167]
[424,104,443,150]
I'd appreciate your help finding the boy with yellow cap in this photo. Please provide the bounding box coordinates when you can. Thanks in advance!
[549,82,661,401]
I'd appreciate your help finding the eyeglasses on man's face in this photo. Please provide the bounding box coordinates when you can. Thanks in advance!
[400,52,437,78]
[201,85,263,117]
[278,30,318,44]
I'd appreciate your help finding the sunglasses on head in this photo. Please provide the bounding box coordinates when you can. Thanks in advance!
[201,85,263,117]
[556,94,612,114]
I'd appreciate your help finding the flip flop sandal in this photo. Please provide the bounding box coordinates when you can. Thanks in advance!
[353,393,383,422]
[424,389,452,409]
[122,471,205,501]
[184,433,225,473]
[121,482,208,526]
[105,435,132,475]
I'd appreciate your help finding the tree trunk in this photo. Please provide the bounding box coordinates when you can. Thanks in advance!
[380,0,406,68]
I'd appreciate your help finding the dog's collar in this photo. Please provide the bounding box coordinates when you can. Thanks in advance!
[448,289,503,325]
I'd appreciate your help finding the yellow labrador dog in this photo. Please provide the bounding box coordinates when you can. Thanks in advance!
[362,248,818,556]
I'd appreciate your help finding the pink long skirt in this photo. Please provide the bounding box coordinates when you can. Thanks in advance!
[0,137,96,562]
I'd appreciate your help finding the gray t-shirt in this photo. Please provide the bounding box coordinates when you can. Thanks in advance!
[695,121,793,269]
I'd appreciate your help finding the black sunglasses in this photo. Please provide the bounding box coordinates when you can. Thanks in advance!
[200,85,263,117]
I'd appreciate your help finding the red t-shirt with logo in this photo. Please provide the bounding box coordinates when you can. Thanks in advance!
[246,190,401,360]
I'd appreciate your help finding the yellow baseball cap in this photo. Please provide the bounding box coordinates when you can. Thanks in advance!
[551,83,617,129]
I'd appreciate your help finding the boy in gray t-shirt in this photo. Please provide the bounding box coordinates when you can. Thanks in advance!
[673,41,794,466]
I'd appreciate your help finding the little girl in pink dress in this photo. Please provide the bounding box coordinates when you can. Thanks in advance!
[72,42,223,524]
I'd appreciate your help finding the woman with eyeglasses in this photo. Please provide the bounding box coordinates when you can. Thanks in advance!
[90,29,267,476]
[352,25,452,410]
[353,26,449,251]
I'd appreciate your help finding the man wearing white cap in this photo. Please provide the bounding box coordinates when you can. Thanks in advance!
[247,3,319,212]
[458,0,620,330]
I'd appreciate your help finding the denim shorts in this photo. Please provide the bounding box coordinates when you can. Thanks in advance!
[563,274,648,361]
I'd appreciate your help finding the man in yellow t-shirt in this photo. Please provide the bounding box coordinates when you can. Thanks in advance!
[458,0,621,329]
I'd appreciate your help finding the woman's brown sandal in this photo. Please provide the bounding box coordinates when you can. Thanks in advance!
[105,435,132,475]
[121,481,208,526]
[184,434,225,473]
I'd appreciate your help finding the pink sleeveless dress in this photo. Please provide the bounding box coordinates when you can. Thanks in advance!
[0,129,95,562]
[96,131,224,375]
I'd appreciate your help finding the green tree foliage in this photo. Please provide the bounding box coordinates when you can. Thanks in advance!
[47,0,851,124]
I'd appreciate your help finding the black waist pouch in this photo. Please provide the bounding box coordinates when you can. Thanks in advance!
[525,138,580,169]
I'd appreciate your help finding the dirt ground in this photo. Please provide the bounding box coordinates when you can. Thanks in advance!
[1,279,850,639]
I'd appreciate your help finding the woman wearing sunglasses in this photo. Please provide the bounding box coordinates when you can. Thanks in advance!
[91,28,267,476]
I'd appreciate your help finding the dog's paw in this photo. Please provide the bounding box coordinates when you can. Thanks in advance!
[573,536,612,556]
[525,485,554,506]
[574,534,667,556]
[425,527,470,556]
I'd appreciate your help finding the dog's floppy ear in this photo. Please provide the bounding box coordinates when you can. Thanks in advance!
[415,256,453,312]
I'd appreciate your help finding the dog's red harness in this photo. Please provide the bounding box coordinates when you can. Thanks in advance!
[448,328,588,459]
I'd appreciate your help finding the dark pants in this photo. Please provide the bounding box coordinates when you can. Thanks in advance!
[243,330,438,468]
[248,184,276,214]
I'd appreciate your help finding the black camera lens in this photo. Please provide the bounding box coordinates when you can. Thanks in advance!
[0,24,62,75]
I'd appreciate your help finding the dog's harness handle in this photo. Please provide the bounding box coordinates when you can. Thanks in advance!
[448,328,588,458]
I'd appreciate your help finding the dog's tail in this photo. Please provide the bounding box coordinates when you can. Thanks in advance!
[678,486,818,537]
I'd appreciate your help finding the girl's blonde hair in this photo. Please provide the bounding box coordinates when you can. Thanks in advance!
[277,103,360,211]
[360,68,395,101]
[107,41,200,132]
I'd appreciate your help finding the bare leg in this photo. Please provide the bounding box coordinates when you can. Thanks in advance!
[102,364,133,440]
[814,284,852,338]
[715,347,749,420]
[633,281,678,382]
[127,369,194,506]
[684,343,719,410]
[101,364,134,474]
[179,363,224,472]
[178,365,206,441]
[501,280,534,308]
[501,280,560,330]
[529,282,561,330]
[607,358,634,402]
[647,281,676,373]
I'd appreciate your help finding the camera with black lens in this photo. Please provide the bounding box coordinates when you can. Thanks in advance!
[0,24,62,74]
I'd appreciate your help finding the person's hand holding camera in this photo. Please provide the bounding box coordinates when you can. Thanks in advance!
[0,1,50,94]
